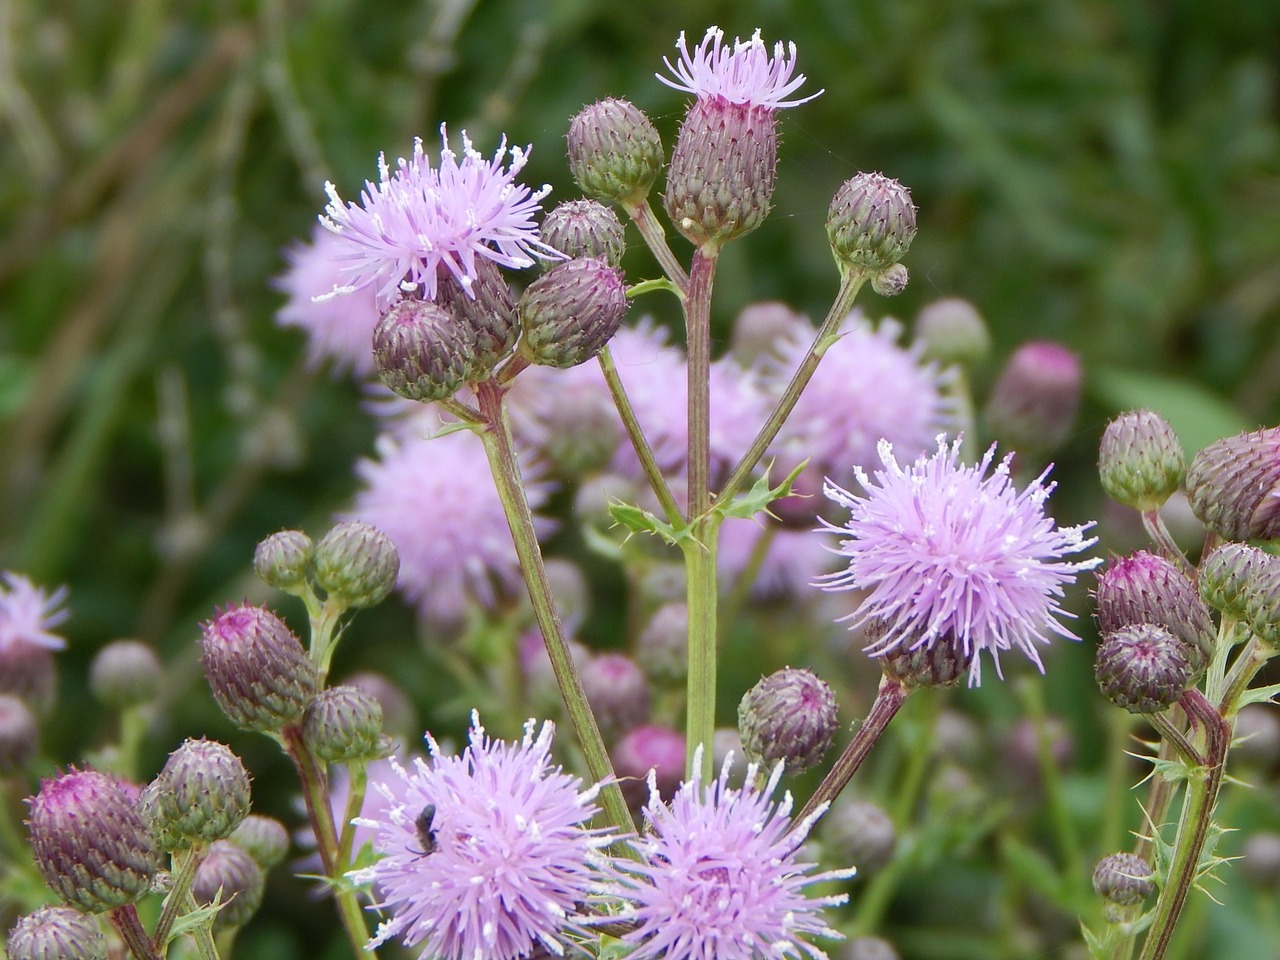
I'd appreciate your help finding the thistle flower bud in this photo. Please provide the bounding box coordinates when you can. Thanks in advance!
[1099,410,1185,511]
[823,798,896,875]
[373,299,478,403]
[636,601,689,684]
[312,520,399,608]
[1092,852,1155,906]
[540,199,626,265]
[345,670,417,742]
[873,621,972,689]
[228,813,290,869]
[517,257,627,368]
[841,937,900,960]
[580,653,651,739]
[6,906,108,960]
[200,603,318,732]
[1095,624,1193,714]
[191,839,265,932]
[302,685,388,763]
[0,693,38,774]
[1093,551,1213,675]
[827,172,916,273]
[1185,426,1280,542]
[0,642,56,713]
[433,258,519,372]
[870,263,909,297]
[614,724,685,809]
[89,640,163,709]
[738,667,838,773]
[253,529,314,590]
[567,98,664,205]
[26,769,163,912]
[664,98,778,248]
[1198,542,1280,644]
[984,342,1082,458]
[914,298,991,368]
[144,738,251,850]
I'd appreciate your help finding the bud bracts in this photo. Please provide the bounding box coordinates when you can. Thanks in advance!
[89,640,163,709]
[373,299,478,402]
[192,840,266,931]
[6,906,108,960]
[827,173,916,272]
[302,685,388,763]
[540,199,626,265]
[1186,426,1280,542]
[1199,542,1280,645]
[518,257,627,368]
[1099,410,1185,511]
[1095,623,1193,714]
[737,667,838,773]
[143,738,251,850]
[253,530,314,590]
[1093,551,1213,674]
[1092,852,1155,906]
[313,520,400,608]
[567,98,664,205]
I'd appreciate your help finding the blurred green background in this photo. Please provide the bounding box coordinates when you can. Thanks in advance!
[2,0,1279,957]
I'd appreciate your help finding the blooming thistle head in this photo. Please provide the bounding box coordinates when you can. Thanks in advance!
[351,715,616,960]
[616,749,852,960]
[657,27,823,110]
[818,437,1102,685]
[321,126,560,308]
[0,572,69,653]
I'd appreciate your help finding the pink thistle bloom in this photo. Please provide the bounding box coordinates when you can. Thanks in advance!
[351,715,616,960]
[819,437,1102,685]
[273,225,381,376]
[616,749,853,960]
[659,26,823,110]
[322,126,560,308]
[0,573,69,652]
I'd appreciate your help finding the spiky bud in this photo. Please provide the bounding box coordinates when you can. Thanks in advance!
[580,653,651,738]
[6,906,108,960]
[302,685,388,764]
[191,840,265,932]
[0,693,38,773]
[636,601,689,685]
[1092,852,1155,906]
[200,604,318,732]
[826,173,917,273]
[143,738,251,850]
[823,799,897,875]
[228,813,290,869]
[345,671,417,742]
[1099,410,1186,511]
[517,257,627,368]
[737,667,838,773]
[312,520,399,608]
[253,530,314,590]
[26,769,163,912]
[914,297,991,367]
[665,98,777,248]
[372,298,478,402]
[1093,551,1213,675]
[567,98,663,205]
[870,263,909,297]
[1095,624,1193,714]
[984,342,1082,458]
[873,621,972,689]
[613,724,685,810]
[1185,426,1280,542]
[433,258,519,372]
[540,199,626,265]
[0,642,56,713]
[88,640,163,709]
[1199,542,1280,643]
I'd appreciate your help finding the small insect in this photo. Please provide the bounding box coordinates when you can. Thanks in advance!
[410,803,438,857]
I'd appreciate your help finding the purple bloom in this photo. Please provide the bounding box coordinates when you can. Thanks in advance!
[352,715,615,960]
[0,573,69,653]
[819,437,1102,684]
[658,27,823,110]
[616,750,852,960]
[322,126,560,308]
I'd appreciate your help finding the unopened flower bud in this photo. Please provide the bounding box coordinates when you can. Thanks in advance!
[665,98,777,247]
[89,640,163,709]
[737,667,838,773]
[0,642,56,713]
[6,906,108,960]
[1185,426,1280,542]
[841,936,900,960]
[433,258,519,372]
[200,603,318,732]
[313,520,399,608]
[1095,624,1193,714]
[1093,551,1213,675]
[567,98,663,205]
[228,813,290,869]
[1092,852,1155,906]
[870,263,909,297]
[827,173,916,273]
[823,798,896,875]
[0,693,38,773]
[518,257,627,368]
[636,601,689,684]
[373,299,478,402]
[1199,542,1280,643]
[580,653,651,739]
[614,724,685,810]
[144,738,251,850]
[26,769,163,912]
[540,199,626,265]
[253,530,313,590]
[985,342,1082,458]
[302,685,388,763]
[1099,410,1185,511]
[873,621,972,688]
[345,671,417,742]
[192,839,265,931]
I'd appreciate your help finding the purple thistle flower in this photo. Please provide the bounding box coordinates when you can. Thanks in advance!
[0,573,69,653]
[322,126,560,308]
[616,750,852,960]
[819,437,1102,685]
[352,715,615,960]
[658,26,823,110]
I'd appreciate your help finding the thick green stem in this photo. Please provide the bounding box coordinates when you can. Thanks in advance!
[473,380,636,838]
[622,198,689,291]
[152,843,204,948]
[109,905,162,960]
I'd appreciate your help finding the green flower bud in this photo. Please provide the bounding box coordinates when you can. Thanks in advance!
[827,172,916,272]
[567,98,663,205]
[869,263,909,297]
[518,257,628,368]
[1095,624,1193,714]
[1185,426,1280,541]
[373,299,479,402]
[192,840,265,931]
[1199,542,1280,644]
[1092,852,1155,906]
[1099,410,1185,511]
[914,298,991,367]
[540,199,626,265]
[253,530,314,590]
[6,906,108,960]
[737,667,838,773]
[89,640,163,709]
[144,738,251,850]
[302,685,389,764]
[228,813,290,869]
[313,521,399,608]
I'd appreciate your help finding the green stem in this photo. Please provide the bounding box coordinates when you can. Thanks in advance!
[153,844,205,948]
[719,268,866,504]
[109,905,163,960]
[622,198,689,292]
[337,760,369,870]
[182,889,222,960]
[303,594,347,686]
[473,380,636,838]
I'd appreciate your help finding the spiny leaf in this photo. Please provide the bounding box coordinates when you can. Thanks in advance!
[607,500,694,547]
[713,460,809,522]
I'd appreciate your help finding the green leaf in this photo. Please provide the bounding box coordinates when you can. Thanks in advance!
[1090,367,1250,456]
[164,901,223,944]
[714,460,809,522]
[1236,682,1280,707]
[607,500,694,547]
[598,935,636,960]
